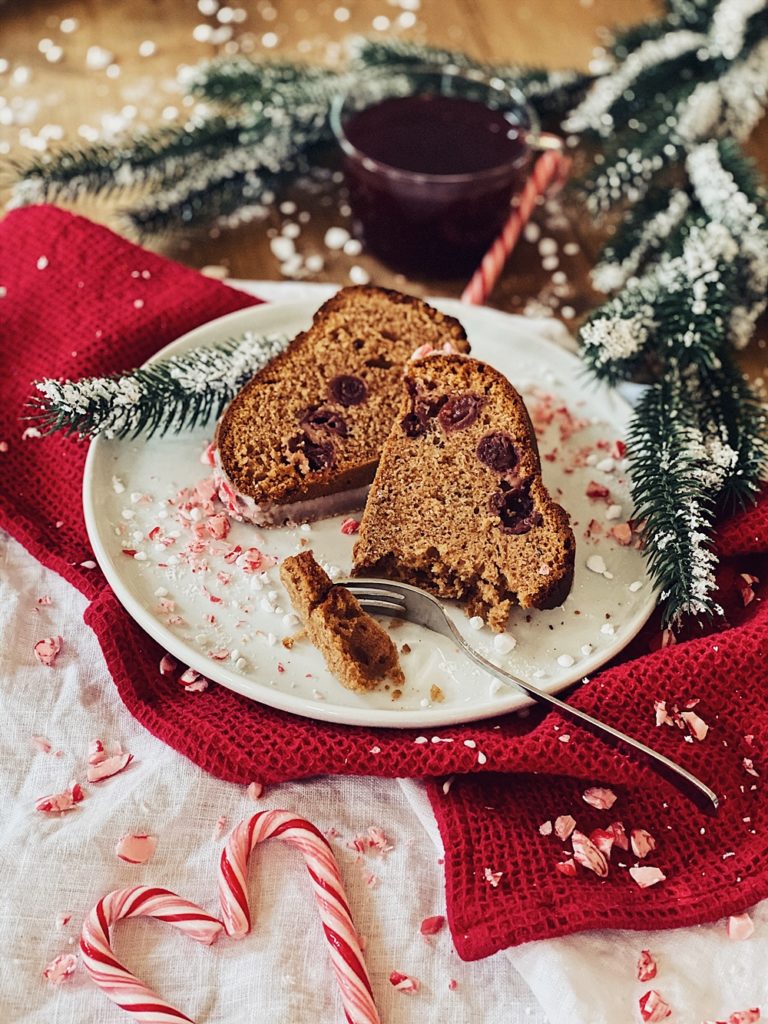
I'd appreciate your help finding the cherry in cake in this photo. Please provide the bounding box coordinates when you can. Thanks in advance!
[352,354,575,631]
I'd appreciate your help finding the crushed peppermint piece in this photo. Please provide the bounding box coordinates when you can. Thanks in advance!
[725,1009,760,1023]
[582,787,617,810]
[630,828,657,859]
[586,554,608,575]
[607,821,629,851]
[484,867,503,888]
[539,820,553,836]
[448,979,458,991]
[638,989,671,1022]
[389,971,420,993]
[340,517,360,535]
[589,828,615,859]
[420,915,445,936]
[34,636,63,666]
[554,815,576,841]
[247,781,264,800]
[36,782,84,814]
[31,735,53,753]
[213,815,228,839]
[586,480,610,500]
[557,654,575,667]
[629,580,643,592]
[55,913,72,929]
[159,654,176,676]
[572,830,609,877]
[609,523,633,545]
[743,757,760,777]
[630,866,666,888]
[555,858,578,876]
[87,751,133,783]
[727,912,755,940]
[115,833,158,864]
[606,504,623,520]
[42,953,78,984]
[468,616,485,630]
[680,709,709,741]
[636,949,658,982]
[367,826,394,855]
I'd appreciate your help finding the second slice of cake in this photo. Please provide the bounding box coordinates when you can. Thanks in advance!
[353,354,576,631]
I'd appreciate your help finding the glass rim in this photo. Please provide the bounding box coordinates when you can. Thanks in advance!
[329,62,541,186]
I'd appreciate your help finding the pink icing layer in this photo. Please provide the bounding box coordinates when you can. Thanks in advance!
[212,446,370,527]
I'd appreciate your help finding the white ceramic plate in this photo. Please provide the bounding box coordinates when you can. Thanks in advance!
[83,297,655,728]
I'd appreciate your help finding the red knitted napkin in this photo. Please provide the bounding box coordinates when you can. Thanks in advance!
[3,205,768,961]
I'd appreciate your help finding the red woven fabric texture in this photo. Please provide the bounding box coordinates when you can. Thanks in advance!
[3,205,768,962]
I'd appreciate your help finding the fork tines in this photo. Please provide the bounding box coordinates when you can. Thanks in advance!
[335,579,406,618]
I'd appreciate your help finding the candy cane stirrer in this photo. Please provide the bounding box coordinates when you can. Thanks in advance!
[461,140,571,306]
[220,809,381,1024]
[80,886,224,1024]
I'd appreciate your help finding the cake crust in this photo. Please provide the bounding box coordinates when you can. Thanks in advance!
[215,286,469,525]
[280,550,404,692]
[352,354,576,631]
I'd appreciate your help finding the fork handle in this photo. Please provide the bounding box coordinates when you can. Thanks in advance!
[453,637,719,815]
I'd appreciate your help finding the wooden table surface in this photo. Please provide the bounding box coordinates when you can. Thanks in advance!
[0,0,766,379]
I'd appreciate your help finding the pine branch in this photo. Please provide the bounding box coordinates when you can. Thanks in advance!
[592,187,692,292]
[626,371,722,625]
[29,332,290,440]
[695,354,768,509]
[186,57,341,106]
[350,38,592,121]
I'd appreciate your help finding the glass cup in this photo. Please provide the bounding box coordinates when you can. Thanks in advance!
[330,64,551,277]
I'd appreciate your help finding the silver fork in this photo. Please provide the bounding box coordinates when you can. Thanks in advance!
[337,577,719,815]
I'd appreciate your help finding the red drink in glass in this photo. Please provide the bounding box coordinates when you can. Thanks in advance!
[331,67,538,277]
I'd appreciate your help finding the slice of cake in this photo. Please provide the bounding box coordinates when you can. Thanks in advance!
[280,550,404,692]
[215,286,469,526]
[352,354,575,631]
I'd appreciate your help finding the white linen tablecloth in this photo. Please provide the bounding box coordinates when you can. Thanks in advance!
[1,282,764,1024]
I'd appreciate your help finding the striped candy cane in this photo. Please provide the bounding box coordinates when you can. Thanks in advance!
[219,810,381,1024]
[461,141,571,305]
[80,885,224,1024]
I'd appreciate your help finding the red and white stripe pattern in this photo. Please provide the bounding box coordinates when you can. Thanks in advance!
[461,141,571,305]
[219,809,381,1024]
[80,885,224,1023]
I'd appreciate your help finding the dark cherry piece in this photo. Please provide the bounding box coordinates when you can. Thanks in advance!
[489,483,542,535]
[477,432,519,473]
[438,393,484,433]
[329,374,368,406]
[300,406,348,438]
[288,434,336,472]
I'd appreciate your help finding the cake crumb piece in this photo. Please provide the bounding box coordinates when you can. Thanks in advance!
[280,551,403,692]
